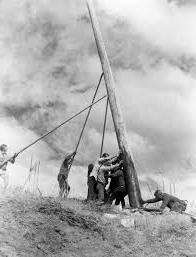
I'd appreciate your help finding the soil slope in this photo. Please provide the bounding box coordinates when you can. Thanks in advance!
[0,190,196,257]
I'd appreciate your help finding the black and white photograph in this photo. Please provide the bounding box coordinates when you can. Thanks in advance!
[0,0,196,256]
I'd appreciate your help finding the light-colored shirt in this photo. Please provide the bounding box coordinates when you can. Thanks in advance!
[0,152,12,174]
[97,163,120,185]
[90,156,112,179]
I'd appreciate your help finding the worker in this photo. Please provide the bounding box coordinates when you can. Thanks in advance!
[87,163,97,200]
[0,144,17,191]
[89,151,122,203]
[57,151,76,198]
[96,153,123,203]
[105,162,127,208]
[142,189,187,213]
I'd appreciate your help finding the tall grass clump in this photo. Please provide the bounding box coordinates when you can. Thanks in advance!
[144,213,192,240]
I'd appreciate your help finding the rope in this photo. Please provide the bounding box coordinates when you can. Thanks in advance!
[59,73,104,199]
[0,93,107,169]
[62,72,104,191]
[74,73,103,154]
[23,156,34,189]
[100,96,109,157]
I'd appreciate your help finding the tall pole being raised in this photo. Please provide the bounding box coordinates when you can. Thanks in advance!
[86,0,142,207]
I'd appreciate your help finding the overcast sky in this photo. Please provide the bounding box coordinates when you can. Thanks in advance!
[0,0,195,201]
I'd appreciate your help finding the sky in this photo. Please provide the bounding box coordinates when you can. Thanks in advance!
[0,0,195,201]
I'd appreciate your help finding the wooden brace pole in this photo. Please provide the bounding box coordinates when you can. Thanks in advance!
[86,0,142,207]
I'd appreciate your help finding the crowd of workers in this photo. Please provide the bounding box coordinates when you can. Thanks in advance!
[86,151,127,208]
[57,148,188,213]
[0,144,187,213]
[85,151,187,212]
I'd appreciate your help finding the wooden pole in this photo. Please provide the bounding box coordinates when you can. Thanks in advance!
[86,0,142,207]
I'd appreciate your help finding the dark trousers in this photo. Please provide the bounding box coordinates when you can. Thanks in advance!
[87,176,97,200]
[170,202,187,213]
[96,182,105,201]
[115,195,126,208]
[57,174,70,198]
[107,186,127,208]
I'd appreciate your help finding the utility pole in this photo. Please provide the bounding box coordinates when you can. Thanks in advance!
[86,0,142,207]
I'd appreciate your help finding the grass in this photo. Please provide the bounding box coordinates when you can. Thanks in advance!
[0,187,196,257]
[143,213,192,239]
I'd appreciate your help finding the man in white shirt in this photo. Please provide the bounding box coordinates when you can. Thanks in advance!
[0,144,17,191]
[90,152,123,203]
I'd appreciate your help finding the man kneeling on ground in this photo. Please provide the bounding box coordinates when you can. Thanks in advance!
[142,189,187,213]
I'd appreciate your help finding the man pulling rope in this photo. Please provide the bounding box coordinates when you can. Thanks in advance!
[0,144,17,191]
[57,151,76,198]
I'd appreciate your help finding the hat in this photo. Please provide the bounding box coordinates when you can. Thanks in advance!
[102,153,109,158]
[0,144,7,151]
[154,189,161,196]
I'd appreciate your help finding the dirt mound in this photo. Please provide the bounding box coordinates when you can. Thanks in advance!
[0,190,196,257]
[38,201,104,238]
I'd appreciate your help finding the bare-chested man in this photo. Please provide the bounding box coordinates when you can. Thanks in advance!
[57,152,76,198]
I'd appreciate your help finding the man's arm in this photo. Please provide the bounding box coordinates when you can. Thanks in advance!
[9,158,15,164]
[143,197,161,204]
[99,156,112,163]
[160,197,170,210]
[99,154,120,165]
[100,165,115,172]
[101,161,123,172]
[70,151,76,160]
[65,152,76,165]
[8,153,18,164]
[106,182,112,195]
[111,150,123,164]
[107,156,118,164]
[106,170,122,178]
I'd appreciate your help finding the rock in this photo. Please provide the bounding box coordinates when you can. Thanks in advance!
[121,209,131,215]
[191,216,196,223]
[54,227,61,233]
[113,205,122,212]
[180,251,196,257]
[103,213,119,219]
[37,243,49,254]
[120,217,135,228]
[114,243,122,248]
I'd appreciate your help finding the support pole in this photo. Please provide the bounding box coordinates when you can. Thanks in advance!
[100,97,109,157]
[86,0,142,207]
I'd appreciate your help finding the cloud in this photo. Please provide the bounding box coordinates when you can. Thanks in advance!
[0,117,54,159]
[0,116,58,192]
[168,0,196,6]
[0,0,195,200]
[99,0,196,56]
[0,116,88,198]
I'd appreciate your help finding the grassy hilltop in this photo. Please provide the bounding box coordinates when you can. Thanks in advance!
[0,188,196,257]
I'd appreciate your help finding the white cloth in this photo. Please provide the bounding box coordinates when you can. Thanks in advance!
[91,156,120,185]
[90,159,100,178]
[0,151,14,175]
[0,173,9,189]
[0,152,9,173]
[90,156,111,179]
